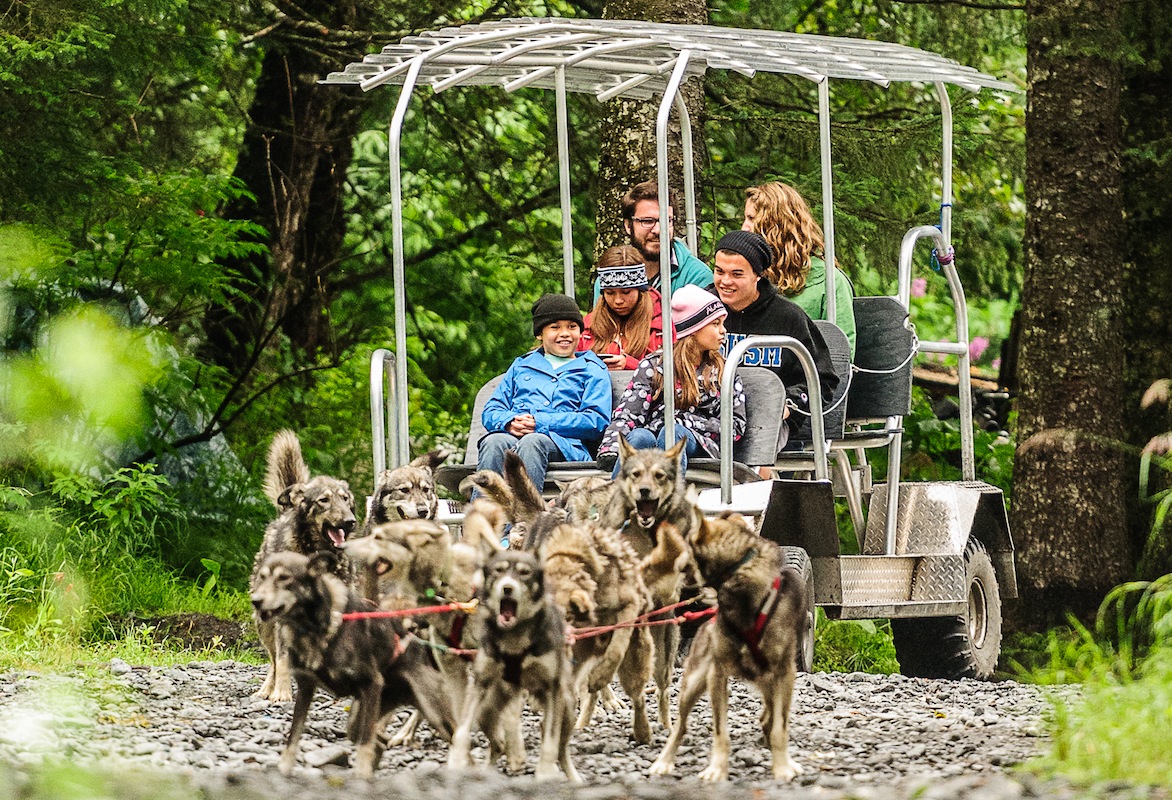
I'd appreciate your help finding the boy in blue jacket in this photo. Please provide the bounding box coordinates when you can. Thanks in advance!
[478,294,611,491]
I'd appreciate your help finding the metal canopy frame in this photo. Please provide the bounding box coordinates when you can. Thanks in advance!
[325,17,1013,487]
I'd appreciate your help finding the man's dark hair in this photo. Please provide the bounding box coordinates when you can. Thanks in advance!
[621,179,679,221]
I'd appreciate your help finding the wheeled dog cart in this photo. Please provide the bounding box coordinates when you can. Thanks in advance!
[327,17,1017,680]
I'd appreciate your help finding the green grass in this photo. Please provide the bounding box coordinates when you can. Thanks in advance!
[813,613,900,674]
[0,759,205,800]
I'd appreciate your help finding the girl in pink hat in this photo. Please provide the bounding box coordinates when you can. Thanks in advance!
[596,284,747,474]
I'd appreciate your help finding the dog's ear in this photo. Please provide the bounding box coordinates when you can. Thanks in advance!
[664,436,687,464]
[618,432,637,463]
[307,551,337,577]
[408,450,445,474]
[279,483,306,511]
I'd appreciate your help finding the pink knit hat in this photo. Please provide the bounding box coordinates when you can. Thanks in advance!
[670,284,726,339]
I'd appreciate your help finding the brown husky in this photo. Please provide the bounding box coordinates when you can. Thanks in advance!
[448,549,580,781]
[363,451,445,533]
[540,519,654,743]
[250,551,455,778]
[251,430,357,701]
[649,512,806,782]
[598,435,700,729]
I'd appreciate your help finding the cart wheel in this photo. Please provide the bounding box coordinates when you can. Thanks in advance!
[891,538,1002,680]
[782,546,816,673]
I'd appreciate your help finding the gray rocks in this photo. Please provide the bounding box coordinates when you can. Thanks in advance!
[0,660,1089,800]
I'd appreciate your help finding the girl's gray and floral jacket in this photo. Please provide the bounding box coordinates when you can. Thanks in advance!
[598,352,747,459]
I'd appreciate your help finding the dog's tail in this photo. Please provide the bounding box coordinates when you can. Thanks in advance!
[502,450,547,524]
[265,430,310,509]
[461,498,506,558]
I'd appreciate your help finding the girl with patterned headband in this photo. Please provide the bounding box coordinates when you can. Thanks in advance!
[579,245,668,371]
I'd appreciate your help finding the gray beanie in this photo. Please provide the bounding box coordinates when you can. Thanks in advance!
[715,230,775,276]
[531,294,584,336]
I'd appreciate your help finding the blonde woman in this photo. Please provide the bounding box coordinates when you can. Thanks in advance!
[579,245,667,370]
[743,181,856,355]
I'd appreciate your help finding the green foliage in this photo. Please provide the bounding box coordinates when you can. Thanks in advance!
[813,613,901,674]
[1023,576,1172,785]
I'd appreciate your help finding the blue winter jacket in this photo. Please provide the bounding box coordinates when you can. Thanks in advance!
[481,349,612,462]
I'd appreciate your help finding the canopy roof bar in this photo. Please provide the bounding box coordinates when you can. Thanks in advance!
[326,18,1014,96]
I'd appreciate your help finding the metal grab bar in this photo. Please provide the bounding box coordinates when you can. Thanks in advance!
[369,349,399,481]
[719,335,828,504]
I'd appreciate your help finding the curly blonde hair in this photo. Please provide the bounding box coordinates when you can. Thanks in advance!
[650,330,724,410]
[587,245,654,360]
[744,182,825,295]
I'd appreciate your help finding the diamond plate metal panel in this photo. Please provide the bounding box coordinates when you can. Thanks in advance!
[863,482,1000,555]
[910,555,966,602]
[840,556,915,604]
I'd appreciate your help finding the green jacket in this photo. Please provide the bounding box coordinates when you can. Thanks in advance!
[788,256,856,357]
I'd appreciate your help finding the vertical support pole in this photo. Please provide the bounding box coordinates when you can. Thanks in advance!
[387,58,423,468]
[818,79,837,328]
[673,93,698,256]
[556,67,575,297]
[656,51,692,447]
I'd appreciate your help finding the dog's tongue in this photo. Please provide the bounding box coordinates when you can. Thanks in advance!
[498,598,518,626]
[636,499,657,526]
[327,527,347,547]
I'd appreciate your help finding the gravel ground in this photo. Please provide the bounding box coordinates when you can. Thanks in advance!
[0,657,1129,799]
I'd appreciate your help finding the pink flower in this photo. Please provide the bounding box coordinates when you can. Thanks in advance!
[991,358,1001,371]
[969,336,990,362]
[911,277,928,298]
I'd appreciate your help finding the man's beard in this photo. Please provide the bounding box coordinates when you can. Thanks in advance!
[632,233,661,262]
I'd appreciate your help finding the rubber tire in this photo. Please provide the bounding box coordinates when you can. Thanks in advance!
[782,546,816,673]
[890,539,1002,680]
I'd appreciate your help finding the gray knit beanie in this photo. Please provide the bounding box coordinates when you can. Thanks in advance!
[531,294,584,336]
[715,230,775,276]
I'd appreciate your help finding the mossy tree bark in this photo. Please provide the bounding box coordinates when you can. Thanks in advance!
[1121,0,1172,579]
[594,0,709,257]
[1010,0,1131,629]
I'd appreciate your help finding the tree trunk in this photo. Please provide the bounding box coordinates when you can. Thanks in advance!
[1121,0,1172,579]
[203,4,372,371]
[595,0,709,255]
[1011,0,1130,629]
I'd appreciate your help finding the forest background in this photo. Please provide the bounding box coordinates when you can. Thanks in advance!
[1,0,1171,756]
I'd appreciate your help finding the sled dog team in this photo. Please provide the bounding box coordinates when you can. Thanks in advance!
[250,430,807,783]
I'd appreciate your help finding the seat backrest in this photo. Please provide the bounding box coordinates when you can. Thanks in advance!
[787,319,851,444]
[846,296,914,420]
[733,367,785,465]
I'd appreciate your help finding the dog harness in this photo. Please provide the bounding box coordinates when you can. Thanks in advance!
[734,574,786,671]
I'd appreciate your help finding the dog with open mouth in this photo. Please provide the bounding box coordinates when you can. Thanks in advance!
[250,550,455,778]
[362,450,445,535]
[251,430,357,702]
[448,548,580,781]
[597,434,701,729]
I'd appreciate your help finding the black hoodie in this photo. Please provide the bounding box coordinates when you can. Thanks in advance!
[718,278,839,433]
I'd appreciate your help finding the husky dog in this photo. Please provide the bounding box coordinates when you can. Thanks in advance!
[598,435,700,728]
[552,475,614,523]
[448,549,581,782]
[541,519,654,743]
[251,430,357,701]
[649,512,807,782]
[250,551,455,778]
[363,451,445,533]
[341,507,507,750]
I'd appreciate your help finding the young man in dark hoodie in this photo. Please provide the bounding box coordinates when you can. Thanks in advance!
[710,229,838,450]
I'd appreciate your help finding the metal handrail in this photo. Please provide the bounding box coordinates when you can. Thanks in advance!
[719,335,828,504]
[369,349,398,480]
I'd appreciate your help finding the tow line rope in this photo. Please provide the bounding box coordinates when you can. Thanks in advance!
[341,599,479,622]
[343,594,716,654]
